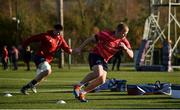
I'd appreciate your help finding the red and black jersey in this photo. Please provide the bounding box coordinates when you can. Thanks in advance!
[91,30,131,62]
[23,30,71,63]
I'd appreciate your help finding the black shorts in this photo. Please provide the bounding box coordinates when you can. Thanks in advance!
[88,53,108,71]
[34,55,46,67]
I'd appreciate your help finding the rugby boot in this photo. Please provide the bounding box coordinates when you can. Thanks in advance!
[79,92,88,103]
[20,86,29,95]
[29,83,37,93]
[73,85,81,98]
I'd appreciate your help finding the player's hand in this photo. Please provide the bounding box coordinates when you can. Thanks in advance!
[5,57,8,63]
[69,49,73,54]
[120,42,127,50]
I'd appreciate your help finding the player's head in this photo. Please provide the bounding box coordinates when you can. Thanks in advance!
[3,45,7,49]
[115,23,129,38]
[53,24,63,36]
[26,45,30,51]
[12,46,15,49]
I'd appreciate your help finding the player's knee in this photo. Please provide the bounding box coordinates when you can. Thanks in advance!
[101,78,106,84]
[99,76,106,84]
[101,72,107,84]
[42,69,51,76]
[47,69,52,75]
[96,71,105,78]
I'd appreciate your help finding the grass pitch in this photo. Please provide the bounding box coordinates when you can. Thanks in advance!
[0,65,180,109]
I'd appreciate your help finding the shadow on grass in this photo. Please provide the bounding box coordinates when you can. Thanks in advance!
[40,84,73,89]
[0,97,81,105]
[0,99,55,104]
[41,90,72,93]
[88,96,170,101]
[88,93,171,101]
[89,92,127,96]
[157,100,180,103]
[95,103,180,109]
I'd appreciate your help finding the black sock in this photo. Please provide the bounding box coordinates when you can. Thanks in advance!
[30,80,38,85]
[22,80,37,89]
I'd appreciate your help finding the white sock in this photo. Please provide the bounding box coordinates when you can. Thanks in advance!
[80,90,87,94]
[77,82,84,87]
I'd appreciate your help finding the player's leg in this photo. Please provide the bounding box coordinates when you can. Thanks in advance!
[13,59,18,70]
[73,71,98,98]
[84,65,107,92]
[27,61,30,70]
[117,57,121,71]
[30,68,51,93]
[3,58,8,70]
[80,53,107,85]
[112,57,117,71]
[73,53,107,102]
[5,58,8,69]
[25,60,30,71]
[81,71,99,85]
[15,59,18,70]
[2,59,5,69]
[73,53,99,98]
[79,65,107,102]
[34,69,52,82]
[20,61,51,95]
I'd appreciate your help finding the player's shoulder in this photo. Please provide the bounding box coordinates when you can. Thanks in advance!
[32,32,47,38]
[46,30,53,35]
[122,36,129,41]
[101,29,112,33]
[99,29,113,36]
[43,30,54,38]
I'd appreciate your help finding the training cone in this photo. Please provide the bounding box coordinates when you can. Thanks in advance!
[4,93,13,97]
[56,100,66,104]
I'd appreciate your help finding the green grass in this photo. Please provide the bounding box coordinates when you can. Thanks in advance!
[0,65,180,109]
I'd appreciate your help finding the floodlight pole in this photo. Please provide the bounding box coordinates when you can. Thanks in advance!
[168,0,171,42]
[68,38,71,69]
[57,0,64,68]
[15,0,20,44]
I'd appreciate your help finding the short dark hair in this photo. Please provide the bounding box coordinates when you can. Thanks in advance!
[54,24,63,30]
[116,23,128,32]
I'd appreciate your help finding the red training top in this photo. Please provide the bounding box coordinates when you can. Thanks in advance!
[23,30,71,63]
[91,30,131,62]
[2,48,8,58]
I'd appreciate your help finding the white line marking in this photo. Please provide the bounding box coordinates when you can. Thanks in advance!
[0,78,78,83]
[3,89,73,94]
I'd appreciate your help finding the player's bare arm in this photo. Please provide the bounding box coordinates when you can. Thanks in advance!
[120,42,133,58]
[74,36,96,54]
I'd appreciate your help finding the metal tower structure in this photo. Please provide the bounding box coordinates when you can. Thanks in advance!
[142,0,180,66]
